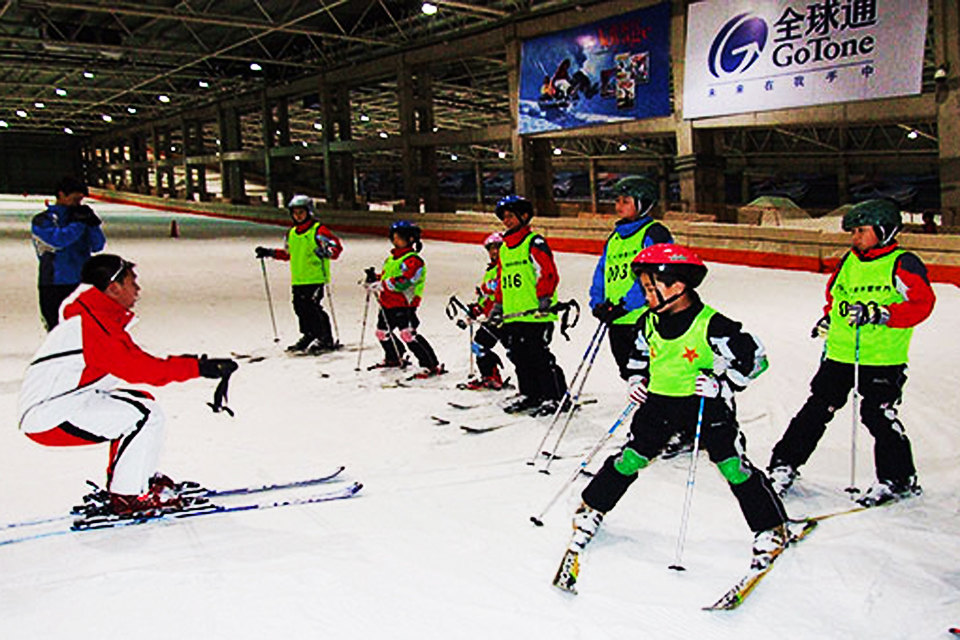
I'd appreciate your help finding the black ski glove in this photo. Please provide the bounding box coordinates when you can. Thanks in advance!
[364,266,378,283]
[592,300,628,324]
[73,204,102,227]
[198,356,239,379]
[255,246,273,259]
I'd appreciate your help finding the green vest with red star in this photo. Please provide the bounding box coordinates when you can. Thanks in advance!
[644,306,716,397]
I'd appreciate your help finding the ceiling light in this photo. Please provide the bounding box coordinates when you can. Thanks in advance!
[158,94,170,103]
[422,2,439,15]
[198,80,210,88]
[250,62,263,72]
[63,127,74,134]
[301,141,308,147]
[618,143,628,152]
[359,112,370,122]
[127,107,137,114]
[378,131,388,139]
[0,120,9,128]
[313,122,323,130]
[16,109,27,118]
[906,129,919,140]
[83,71,94,79]
[294,155,301,161]
[55,87,67,97]
[552,148,562,156]
[34,102,45,109]
[497,151,507,159]
[450,154,458,161]
[102,114,113,122]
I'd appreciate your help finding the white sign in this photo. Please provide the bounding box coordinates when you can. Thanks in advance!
[682,0,928,119]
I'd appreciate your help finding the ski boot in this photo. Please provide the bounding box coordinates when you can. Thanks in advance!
[501,394,539,414]
[856,476,922,507]
[570,503,604,552]
[661,431,695,460]
[412,364,447,379]
[751,524,788,571]
[286,335,315,353]
[767,464,799,498]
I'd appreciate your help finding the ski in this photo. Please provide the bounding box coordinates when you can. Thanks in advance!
[3,466,348,532]
[187,465,347,499]
[430,416,451,425]
[704,519,818,611]
[460,423,511,434]
[948,627,960,636]
[551,548,580,594]
[0,482,362,547]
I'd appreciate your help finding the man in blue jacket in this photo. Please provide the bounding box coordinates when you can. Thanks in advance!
[32,176,106,330]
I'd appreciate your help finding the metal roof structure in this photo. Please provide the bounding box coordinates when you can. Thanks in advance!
[0,0,585,137]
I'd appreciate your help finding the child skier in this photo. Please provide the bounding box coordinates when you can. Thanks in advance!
[462,232,507,390]
[558,244,788,590]
[491,195,568,416]
[767,198,936,506]
[364,220,444,378]
[255,195,342,354]
[589,175,673,380]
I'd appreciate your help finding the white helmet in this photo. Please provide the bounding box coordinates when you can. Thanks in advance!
[286,194,316,217]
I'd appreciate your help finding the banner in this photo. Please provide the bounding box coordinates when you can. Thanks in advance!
[518,3,671,134]
[683,0,928,119]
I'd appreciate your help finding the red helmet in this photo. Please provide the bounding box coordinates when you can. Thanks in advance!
[631,244,707,288]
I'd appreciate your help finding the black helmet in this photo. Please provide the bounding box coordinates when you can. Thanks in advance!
[613,175,658,215]
[81,254,136,291]
[389,219,422,250]
[842,199,902,246]
[495,195,534,222]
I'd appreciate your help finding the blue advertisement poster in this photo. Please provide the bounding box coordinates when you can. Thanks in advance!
[518,3,672,134]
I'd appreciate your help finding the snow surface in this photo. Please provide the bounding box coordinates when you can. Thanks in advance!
[1,195,958,639]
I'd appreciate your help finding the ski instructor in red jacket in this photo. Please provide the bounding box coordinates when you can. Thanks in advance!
[18,254,238,516]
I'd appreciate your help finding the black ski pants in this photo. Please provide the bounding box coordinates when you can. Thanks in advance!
[769,358,916,485]
[582,394,786,533]
[501,322,567,401]
[377,306,439,369]
[39,283,79,331]
[472,322,503,377]
[607,323,639,381]
[291,284,334,346]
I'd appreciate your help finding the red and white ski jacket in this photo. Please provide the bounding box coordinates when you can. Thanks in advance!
[18,285,200,430]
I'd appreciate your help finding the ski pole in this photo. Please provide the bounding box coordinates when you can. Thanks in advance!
[845,324,861,495]
[258,256,280,343]
[668,396,705,571]
[355,288,371,372]
[538,324,608,474]
[325,282,341,346]
[369,290,407,368]
[526,322,606,467]
[468,323,476,378]
[530,400,636,527]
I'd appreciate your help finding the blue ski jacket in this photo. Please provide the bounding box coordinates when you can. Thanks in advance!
[589,216,672,311]
[31,204,106,286]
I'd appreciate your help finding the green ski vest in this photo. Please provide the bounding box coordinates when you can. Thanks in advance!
[645,306,716,397]
[603,222,655,325]
[288,223,330,285]
[825,249,913,365]
[477,263,498,308]
[382,250,426,302]
[499,233,556,324]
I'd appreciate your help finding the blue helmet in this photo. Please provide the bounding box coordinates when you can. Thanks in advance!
[389,219,422,250]
[495,195,534,221]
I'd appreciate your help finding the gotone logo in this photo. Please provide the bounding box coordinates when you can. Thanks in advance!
[707,13,768,78]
